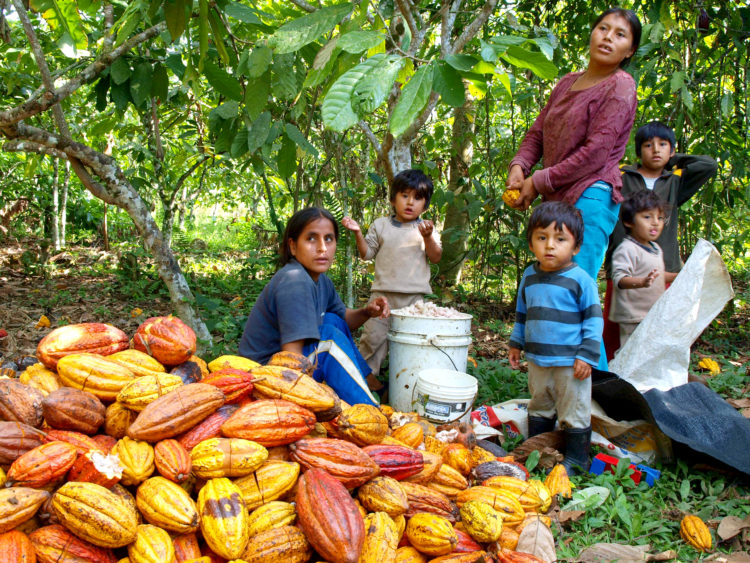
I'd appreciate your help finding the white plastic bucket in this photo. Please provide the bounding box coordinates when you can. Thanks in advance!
[387,312,472,413]
[414,368,478,424]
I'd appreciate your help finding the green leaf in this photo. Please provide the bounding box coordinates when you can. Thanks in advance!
[110,58,131,85]
[500,45,558,81]
[215,121,237,154]
[322,55,388,132]
[230,126,249,158]
[30,0,89,55]
[680,479,691,501]
[151,64,169,101]
[110,80,131,111]
[164,0,187,42]
[244,73,270,119]
[525,450,540,472]
[94,76,109,111]
[433,60,465,107]
[247,111,272,153]
[114,3,141,48]
[277,134,297,177]
[532,37,555,60]
[272,53,299,100]
[560,487,610,512]
[246,46,273,78]
[270,3,353,54]
[165,54,185,79]
[199,0,209,64]
[681,85,694,111]
[445,54,477,72]
[495,70,512,97]
[389,63,434,137]
[670,70,686,93]
[208,9,231,65]
[337,30,385,53]
[224,1,261,24]
[129,62,153,107]
[352,55,403,114]
[215,100,239,119]
[284,123,319,158]
[204,60,243,101]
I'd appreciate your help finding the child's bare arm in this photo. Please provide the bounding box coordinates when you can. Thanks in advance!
[509,347,522,369]
[341,217,369,259]
[617,269,659,289]
[419,220,443,263]
[664,271,678,284]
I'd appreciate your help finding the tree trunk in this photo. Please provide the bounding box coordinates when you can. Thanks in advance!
[60,160,69,248]
[102,203,109,251]
[51,158,60,250]
[438,97,475,285]
[161,198,175,249]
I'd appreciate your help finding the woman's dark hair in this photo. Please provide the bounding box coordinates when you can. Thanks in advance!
[526,201,584,248]
[620,191,670,233]
[279,207,338,265]
[390,169,434,209]
[592,8,642,68]
[634,121,676,157]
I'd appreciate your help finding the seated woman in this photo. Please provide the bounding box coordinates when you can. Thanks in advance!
[238,207,388,406]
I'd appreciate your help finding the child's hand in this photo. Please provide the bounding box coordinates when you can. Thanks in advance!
[643,268,660,287]
[366,296,390,319]
[573,359,591,380]
[509,347,522,369]
[507,164,525,190]
[418,220,434,238]
[510,177,539,211]
[341,216,360,233]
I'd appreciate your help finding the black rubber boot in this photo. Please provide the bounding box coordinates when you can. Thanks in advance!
[561,426,592,475]
[527,415,556,438]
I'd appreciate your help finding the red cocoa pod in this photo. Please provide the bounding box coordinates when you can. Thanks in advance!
[362,444,425,480]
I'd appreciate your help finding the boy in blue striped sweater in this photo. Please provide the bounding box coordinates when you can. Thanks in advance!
[509,202,603,474]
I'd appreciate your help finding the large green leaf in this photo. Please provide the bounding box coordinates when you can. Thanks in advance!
[151,63,169,102]
[94,76,109,111]
[313,37,338,70]
[352,55,403,114]
[30,0,88,56]
[110,58,131,85]
[272,53,299,100]
[208,9,231,65]
[110,80,131,111]
[389,63,434,137]
[284,123,319,158]
[231,127,249,158]
[277,134,297,177]
[224,1,262,24]
[129,62,153,107]
[500,45,558,81]
[445,54,477,72]
[163,0,187,42]
[204,60,243,101]
[433,60,465,107]
[215,100,239,119]
[270,3,352,54]
[337,30,385,53]
[322,54,388,132]
[247,112,272,153]
[244,73,270,119]
[199,0,209,63]
[246,46,273,78]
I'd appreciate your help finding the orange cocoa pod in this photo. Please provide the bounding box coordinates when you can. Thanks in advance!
[41,387,105,434]
[391,422,424,449]
[495,526,520,551]
[428,462,469,499]
[173,532,201,562]
[241,525,311,563]
[494,549,546,562]
[201,368,255,403]
[544,464,572,498]
[0,530,36,563]
[177,404,239,452]
[442,443,473,476]
[127,383,225,443]
[67,449,123,488]
[0,380,44,428]
[43,429,100,454]
[0,421,47,465]
[680,514,712,552]
[289,438,379,488]
[267,351,314,376]
[395,546,427,562]
[431,552,491,562]
[336,404,389,446]
[29,524,117,562]
[362,444,424,481]
[170,360,204,385]
[91,434,117,452]
[133,315,197,366]
[7,441,78,488]
[0,488,50,534]
[403,450,442,485]
[296,467,365,563]
[250,366,335,414]
[221,399,316,447]
[454,528,483,552]
[154,439,192,483]
[36,323,129,370]
[400,481,457,522]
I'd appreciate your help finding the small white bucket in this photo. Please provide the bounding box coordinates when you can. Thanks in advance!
[413,368,478,424]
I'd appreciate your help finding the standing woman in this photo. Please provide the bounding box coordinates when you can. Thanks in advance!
[238,207,388,406]
[507,7,641,372]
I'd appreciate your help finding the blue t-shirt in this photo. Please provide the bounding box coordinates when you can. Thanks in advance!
[509,263,602,367]
[238,260,347,364]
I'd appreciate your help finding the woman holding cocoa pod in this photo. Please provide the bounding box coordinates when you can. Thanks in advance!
[238,207,387,406]
[506,7,642,370]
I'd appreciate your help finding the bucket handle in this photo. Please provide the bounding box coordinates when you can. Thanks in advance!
[411,383,478,425]
[426,336,458,371]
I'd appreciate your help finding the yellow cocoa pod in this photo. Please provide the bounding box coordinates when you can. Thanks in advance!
[460,500,503,543]
[482,475,543,512]
[0,487,49,534]
[393,513,406,542]
[455,487,525,528]
[105,400,139,439]
[246,501,297,537]
[391,422,424,449]
[527,479,552,513]
[358,475,409,517]
[57,353,135,401]
[19,363,62,395]
[698,357,720,375]
[51,481,138,547]
[208,355,260,372]
[680,514,712,552]
[428,463,469,499]
[198,477,249,560]
[113,436,155,486]
[395,546,427,563]
[470,445,497,467]
[544,464,572,498]
[360,512,399,563]
[241,525,311,563]
[0,467,5,488]
[136,476,200,534]
[109,349,166,377]
[404,513,457,557]
[128,524,175,563]
[502,189,520,206]
[191,437,268,479]
[117,373,184,412]
[234,460,300,510]
[335,404,389,446]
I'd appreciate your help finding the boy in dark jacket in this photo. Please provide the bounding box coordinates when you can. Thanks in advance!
[603,121,718,360]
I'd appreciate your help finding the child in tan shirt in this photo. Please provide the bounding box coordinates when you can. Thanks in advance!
[342,169,442,390]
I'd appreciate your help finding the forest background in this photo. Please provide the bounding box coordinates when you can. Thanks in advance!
[1,0,749,557]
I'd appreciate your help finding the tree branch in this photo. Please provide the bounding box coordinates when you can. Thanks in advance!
[289,0,316,13]
[440,0,462,58]
[358,120,381,154]
[452,0,498,54]
[400,91,440,144]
